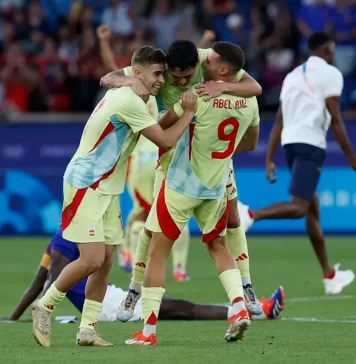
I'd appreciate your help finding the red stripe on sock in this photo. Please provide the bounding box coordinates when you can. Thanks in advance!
[44,304,54,311]
[146,312,157,325]
[232,297,244,305]
[241,253,248,259]
[135,262,146,268]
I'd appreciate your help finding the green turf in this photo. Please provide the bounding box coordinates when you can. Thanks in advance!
[0,236,355,363]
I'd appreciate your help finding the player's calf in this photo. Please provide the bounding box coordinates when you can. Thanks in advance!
[226,199,262,315]
[54,243,106,294]
[126,232,173,344]
[206,236,251,342]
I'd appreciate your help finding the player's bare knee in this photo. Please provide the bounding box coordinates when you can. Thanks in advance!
[290,197,309,218]
[79,258,103,274]
[291,204,307,218]
[78,247,106,273]
[206,238,226,257]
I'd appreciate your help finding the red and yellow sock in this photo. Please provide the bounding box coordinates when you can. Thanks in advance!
[79,299,102,330]
[142,287,165,337]
[40,282,66,312]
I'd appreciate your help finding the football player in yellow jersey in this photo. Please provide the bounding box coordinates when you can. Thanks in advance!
[97,26,191,281]
[31,46,198,348]
[125,42,260,346]
[101,37,263,315]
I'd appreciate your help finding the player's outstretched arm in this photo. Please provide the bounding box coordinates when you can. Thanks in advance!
[235,125,260,154]
[6,265,48,321]
[141,92,197,150]
[97,25,118,72]
[159,297,227,320]
[197,30,216,49]
[327,96,356,170]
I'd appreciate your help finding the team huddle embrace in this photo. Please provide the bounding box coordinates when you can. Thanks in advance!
[30,29,355,348]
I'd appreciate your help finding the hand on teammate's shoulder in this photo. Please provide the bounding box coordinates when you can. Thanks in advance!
[195,81,224,101]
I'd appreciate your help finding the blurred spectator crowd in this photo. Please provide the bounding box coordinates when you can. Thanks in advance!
[0,0,355,113]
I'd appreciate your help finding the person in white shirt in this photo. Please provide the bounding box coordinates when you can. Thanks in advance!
[239,32,356,295]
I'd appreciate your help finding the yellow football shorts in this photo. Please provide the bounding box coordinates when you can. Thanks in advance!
[146,179,229,243]
[61,180,124,245]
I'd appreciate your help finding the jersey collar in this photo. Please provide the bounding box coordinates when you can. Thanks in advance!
[307,56,327,65]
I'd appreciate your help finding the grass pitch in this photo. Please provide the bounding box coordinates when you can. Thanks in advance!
[0,236,355,363]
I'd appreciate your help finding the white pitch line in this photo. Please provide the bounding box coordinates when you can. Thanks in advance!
[282,317,356,324]
[215,294,355,307]
[286,295,356,303]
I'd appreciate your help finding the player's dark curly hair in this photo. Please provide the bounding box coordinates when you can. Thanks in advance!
[308,32,333,51]
[132,46,166,66]
[166,40,199,71]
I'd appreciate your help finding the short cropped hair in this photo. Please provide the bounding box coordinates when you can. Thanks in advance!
[132,46,166,67]
[212,42,245,74]
[308,32,333,51]
[166,40,199,71]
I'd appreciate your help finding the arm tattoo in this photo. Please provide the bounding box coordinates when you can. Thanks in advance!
[100,69,125,89]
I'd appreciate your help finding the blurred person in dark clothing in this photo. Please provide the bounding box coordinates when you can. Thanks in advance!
[329,0,356,76]
[297,0,332,56]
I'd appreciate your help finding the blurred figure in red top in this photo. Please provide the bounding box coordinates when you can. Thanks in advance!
[0,43,29,111]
